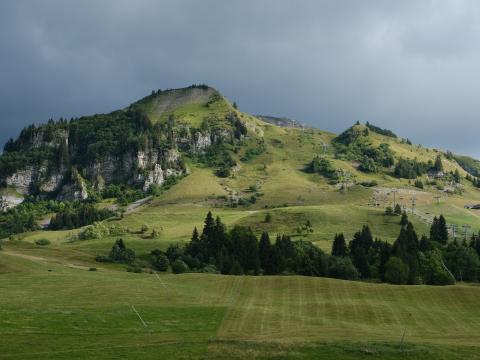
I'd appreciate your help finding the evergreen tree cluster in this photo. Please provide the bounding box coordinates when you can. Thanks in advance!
[330,212,480,285]
[466,173,480,188]
[49,203,115,230]
[332,124,395,173]
[365,122,398,138]
[180,212,358,279]
[394,158,430,179]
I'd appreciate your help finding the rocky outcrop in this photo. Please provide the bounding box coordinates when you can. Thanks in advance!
[56,173,88,201]
[5,165,65,196]
[5,167,36,195]
[0,194,24,212]
[193,132,212,153]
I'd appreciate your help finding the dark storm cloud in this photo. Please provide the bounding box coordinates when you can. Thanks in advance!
[1,1,480,157]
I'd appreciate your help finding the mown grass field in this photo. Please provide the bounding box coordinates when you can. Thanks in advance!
[1,251,480,359]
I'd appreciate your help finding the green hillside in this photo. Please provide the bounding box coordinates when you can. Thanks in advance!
[2,85,480,359]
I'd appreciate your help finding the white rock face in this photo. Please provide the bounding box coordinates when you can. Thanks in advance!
[194,132,212,152]
[0,194,24,212]
[57,180,88,201]
[166,149,180,163]
[6,167,36,194]
[88,156,118,183]
[39,173,64,193]
[143,164,165,191]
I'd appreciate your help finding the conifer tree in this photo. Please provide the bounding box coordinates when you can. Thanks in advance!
[400,211,408,226]
[332,233,347,257]
[394,204,402,216]
[434,154,444,172]
[437,215,449,244]
[258,232,272,273]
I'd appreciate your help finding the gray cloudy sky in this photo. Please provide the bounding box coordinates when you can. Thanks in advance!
[1,1,480,157]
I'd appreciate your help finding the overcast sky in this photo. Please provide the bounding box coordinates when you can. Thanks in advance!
[1,1,480,158]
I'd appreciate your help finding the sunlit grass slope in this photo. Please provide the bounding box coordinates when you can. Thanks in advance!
[1,252,480,359]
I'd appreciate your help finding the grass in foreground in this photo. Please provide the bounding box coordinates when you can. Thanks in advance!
[1,251,480,359]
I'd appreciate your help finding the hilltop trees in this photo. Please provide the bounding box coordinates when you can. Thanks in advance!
[434,155,444,173]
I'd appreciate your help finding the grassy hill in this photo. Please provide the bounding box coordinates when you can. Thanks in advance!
[2,85,480,359]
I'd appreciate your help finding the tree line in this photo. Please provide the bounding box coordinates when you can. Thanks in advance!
[49,203,115,230]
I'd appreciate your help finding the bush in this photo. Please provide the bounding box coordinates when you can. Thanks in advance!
[414,179,424,189]
[385,206,394,216]
[385,257,409,284]
[35,238,51,246]
[151,252,169,272]
[328,256,359,280]
[201,264,219,274]
[126,263,143,273]
[171,259,189,274]
[359,180,378,187]
[216,167,231,178]
[109,239,136,264]
[79,222,110,240]
[88,267,97,271]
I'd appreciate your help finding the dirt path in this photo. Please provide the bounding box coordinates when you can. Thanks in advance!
[125,196,153,214]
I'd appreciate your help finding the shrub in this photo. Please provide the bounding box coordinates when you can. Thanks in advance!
[264,213,272,223]
[151,252,169,272]
[385,206,394,216]
[414,179,424,189]
[359,180,378,187]
[328,256,359,280]
[171,259,189,274]
[79,222,110,240]
[35,238,51,246]
[201,264,219,274]
[385,257,409,284]
[109,239,136,264]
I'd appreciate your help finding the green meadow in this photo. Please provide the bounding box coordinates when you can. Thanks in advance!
[1,250,480,359]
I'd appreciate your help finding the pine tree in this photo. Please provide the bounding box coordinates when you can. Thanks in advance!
[394,204,402,216]
[186,227,201,258]
[437,215,449,244]
[258,232,272,273]
[430,216,440,242]
[332,233,347,257]
[419,235,433,252]
[352,247,370,278]
[400,211,408,226]
[434,155,444,172]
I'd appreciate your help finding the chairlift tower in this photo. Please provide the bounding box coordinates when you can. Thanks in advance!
[450,224,458,239]
[462,225,472,241]
[411,195,417,215]
[392,189,398,208]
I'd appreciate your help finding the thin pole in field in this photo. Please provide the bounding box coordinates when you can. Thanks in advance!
[399,327,406,351]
